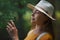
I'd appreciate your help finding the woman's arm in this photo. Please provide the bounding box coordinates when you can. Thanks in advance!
[6,20,19,40]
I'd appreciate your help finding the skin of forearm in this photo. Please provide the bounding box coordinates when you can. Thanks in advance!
[12,36,19,40]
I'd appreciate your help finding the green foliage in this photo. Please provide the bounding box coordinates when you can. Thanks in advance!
[23,10,32,32]
[0,0,39,39]
[56,11,60,20]
[0,0,19,29]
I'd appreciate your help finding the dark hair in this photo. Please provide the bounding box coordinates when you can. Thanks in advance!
[44,18,55,40]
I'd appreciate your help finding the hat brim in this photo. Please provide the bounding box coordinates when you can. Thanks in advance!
[27,3,56,20]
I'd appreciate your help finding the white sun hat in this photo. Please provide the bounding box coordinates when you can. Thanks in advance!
[27,0,56,20]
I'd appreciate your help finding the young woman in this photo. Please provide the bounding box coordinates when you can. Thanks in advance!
[6,0,55,40]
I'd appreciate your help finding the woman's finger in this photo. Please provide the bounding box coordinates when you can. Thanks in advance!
[10,20,16,27]
[8,22,13,28]
[6,25,11,32]
[6,25,13,32]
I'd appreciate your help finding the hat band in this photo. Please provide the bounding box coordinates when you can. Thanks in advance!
[35,6,52,16]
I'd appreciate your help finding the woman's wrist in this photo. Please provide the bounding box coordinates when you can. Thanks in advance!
[12,36,19,40]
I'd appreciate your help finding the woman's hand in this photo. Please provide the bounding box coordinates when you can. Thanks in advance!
[6,20,19,40]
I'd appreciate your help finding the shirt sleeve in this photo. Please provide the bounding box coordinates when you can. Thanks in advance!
[39,33,53,40]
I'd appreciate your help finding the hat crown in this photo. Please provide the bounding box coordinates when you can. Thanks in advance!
[35,0,54,16]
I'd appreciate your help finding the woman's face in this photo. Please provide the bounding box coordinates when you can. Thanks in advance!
[31,9,49,25]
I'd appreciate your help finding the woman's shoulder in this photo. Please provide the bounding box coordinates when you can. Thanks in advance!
[42,32,52,38]
[36,32,53,40]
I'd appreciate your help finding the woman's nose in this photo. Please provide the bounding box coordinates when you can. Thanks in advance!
[32,13,35,17]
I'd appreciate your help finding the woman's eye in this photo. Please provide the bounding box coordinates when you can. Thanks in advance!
[36,10,40,13]
[36,10,39,12]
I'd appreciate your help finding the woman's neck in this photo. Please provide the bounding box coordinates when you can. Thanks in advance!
[34,24,45,33]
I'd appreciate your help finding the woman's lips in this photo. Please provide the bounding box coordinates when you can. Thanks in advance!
[31,17,35,20]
